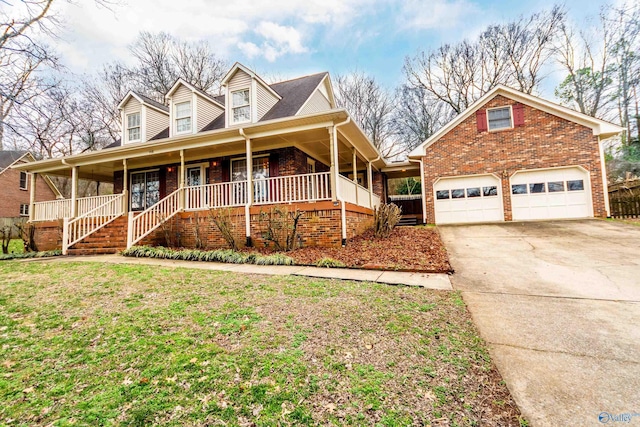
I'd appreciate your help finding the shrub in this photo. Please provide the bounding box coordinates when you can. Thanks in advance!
[0,250,62,260]
[258,206,303,251]
[14,221,38,252]
[121,246,294,266]
[316,257,346,268]
[209,208,239,250]
[373,203,402,238]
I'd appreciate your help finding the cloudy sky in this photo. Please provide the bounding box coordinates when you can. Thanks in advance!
[51,0,611,95]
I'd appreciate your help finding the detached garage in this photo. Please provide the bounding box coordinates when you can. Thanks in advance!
[407,85,623,225]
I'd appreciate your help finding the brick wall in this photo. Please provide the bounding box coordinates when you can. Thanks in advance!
[1,170,58,218]
[138,202,373,250]
[32,220,63,251]
[420,94,606,223]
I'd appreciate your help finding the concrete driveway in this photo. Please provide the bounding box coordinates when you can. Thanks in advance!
[439,220,640,427]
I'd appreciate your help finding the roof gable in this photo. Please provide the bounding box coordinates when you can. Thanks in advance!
[165,79,225,109]
[222,62,281,100]
[117,91,169,114]
[0,150,30,173]
[408,85,624,158]
[261,72,329,121]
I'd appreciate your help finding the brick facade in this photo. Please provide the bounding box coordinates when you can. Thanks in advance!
[32,220,63,251]
[1,169,58,218]
[421,94,607,223]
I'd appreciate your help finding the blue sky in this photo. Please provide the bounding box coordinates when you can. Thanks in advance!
[54,0,612,98]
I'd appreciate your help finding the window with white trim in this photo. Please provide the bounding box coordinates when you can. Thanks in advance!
[487,107,512,131]
[19,171,28,190]
[19,204,29,216]
[232,89,250,124]
[127,112,141,142]
[175,101,192,133]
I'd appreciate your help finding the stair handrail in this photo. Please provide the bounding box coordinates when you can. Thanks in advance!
[127,187,183,248]
[62,193,125,254]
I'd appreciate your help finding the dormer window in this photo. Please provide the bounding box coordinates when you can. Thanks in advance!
[175,101,192,133]
[232,89,250,123]
[127,113,141,142]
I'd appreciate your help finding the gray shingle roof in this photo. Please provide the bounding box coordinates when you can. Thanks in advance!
[0,150,28,171]
[135,93,169,112]
[261,72,328,121]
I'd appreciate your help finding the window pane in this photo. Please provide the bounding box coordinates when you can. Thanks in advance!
[232,159,247,182]
[512,184,527,194]
[253,157,269,179]
[176,117,191,133]
[436,190,450,200]
[567,180,584,191]
[451,189,465,199]
[483,186,498,196]
[232,90,249,107]
[488,107,512,130]
[233,106,250,122]
[529,183,545,194]
[127,113,140,128]
[128,127,140,141]
[175,102,191,118]
[19,172,27,189]
[466,187,481,198]
[547,181,565,192]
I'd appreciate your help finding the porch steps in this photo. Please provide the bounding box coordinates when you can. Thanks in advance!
[67,216,128,256]
[398,217,418,227]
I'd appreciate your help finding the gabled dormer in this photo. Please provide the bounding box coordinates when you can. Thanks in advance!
[166,79,225,137]
[221,63,282,127]
[295,73,336,115]
[118,92,170,144]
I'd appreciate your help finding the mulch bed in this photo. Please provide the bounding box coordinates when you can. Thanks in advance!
[287,226,452,273]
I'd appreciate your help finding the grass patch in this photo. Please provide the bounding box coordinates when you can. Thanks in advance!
[316,257,346,268]
[0,261,522,426]
[8,239,23,254]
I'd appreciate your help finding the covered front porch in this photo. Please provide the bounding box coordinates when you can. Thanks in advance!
[21,111,385,253]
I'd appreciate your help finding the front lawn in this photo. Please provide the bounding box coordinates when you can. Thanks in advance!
[0,262,522,426]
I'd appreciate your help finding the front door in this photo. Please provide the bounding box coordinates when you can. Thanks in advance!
[130,170,160,211]
[186,166,202,187]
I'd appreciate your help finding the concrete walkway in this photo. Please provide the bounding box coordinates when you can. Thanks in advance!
[439,220,640,427]
[35,254,452,290]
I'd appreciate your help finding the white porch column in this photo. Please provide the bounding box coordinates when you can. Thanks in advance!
[70,166,78,218]
[329,127,339,201]
[245,137,253,247]
[179,149,185,210]
[367,162,374,208]
[419,159,427,225]
[122,159,128,215]
[29,172,37,222]
[352,149,358,205]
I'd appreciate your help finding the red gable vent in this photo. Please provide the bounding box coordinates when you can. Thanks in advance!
[513,103,525,127]
[476,109,487,132]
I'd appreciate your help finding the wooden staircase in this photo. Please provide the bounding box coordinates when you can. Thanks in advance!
[67,216,128,255]
[397,216,418,226]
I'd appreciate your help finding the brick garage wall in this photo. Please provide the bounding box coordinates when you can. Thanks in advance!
[137,202,373,250]
[421,94,607,223]
[1,169,58,218]
[32,220,63,251]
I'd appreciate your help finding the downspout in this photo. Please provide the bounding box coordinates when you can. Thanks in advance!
[239,128,253,247]
[333,117,350,246]
[408,158,427,225]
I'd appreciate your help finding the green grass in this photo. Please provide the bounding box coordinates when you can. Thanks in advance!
[0,262,523,426]
[7,239,23,254]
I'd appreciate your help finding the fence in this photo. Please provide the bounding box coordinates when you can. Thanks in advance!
[609,195,640,218]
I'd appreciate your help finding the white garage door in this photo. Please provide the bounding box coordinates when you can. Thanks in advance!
[434,174,504,224]
[510,167,592,221]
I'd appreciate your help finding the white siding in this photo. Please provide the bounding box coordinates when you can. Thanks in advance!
[172,85,192,104]
[197,96,223,131]
[227,70,252,126]
[123,98,141,144]
[256,82,278,120]
[146,108,169,140]
[298,89,331,115]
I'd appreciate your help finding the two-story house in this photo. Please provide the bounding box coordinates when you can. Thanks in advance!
[0,151,61,220]
[14,65,622,255]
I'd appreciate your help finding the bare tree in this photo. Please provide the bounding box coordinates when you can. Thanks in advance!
[393,85,452,151]
[334,71,401,158]
[404,6,565,114]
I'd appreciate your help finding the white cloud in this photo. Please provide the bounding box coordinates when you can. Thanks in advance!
[397,0,479,30]
[238,41,261,59]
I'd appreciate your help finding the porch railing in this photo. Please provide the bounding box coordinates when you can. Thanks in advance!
[33,199,72,222]
[33,194,124,222]
[62,193,125,254]
[254,172,331,205]
[127,187,183,248]
[337,175,380,209]
[185,181,248,210]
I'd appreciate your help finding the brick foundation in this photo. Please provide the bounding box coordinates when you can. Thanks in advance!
[32,220,63,251]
